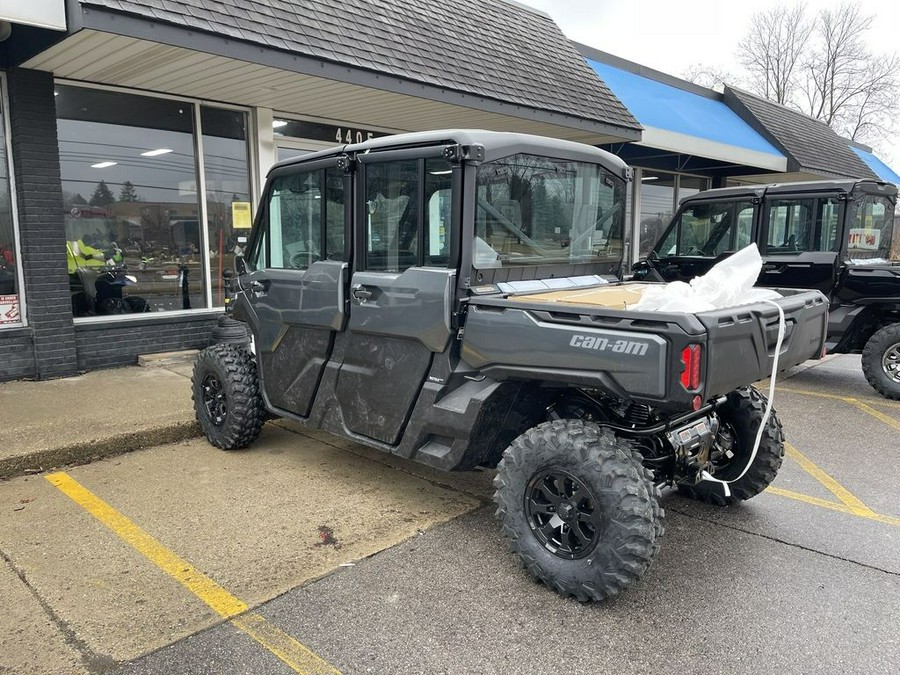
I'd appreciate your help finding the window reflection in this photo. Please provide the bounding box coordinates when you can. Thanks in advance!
[201,107,251,306]
[56,85,205,317]
[638,171,676,258]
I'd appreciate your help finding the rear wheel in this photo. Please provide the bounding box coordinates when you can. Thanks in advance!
[861,324,900,400]
[678,386,784,506]
[493,419,663,602]
[192,343,265,450]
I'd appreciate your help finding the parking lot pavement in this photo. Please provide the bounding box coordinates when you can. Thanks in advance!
[116,501,899,675]
[0,426,482,674]
[2,354,898,674]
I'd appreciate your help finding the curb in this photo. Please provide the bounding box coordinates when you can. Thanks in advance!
[0,420,203,480]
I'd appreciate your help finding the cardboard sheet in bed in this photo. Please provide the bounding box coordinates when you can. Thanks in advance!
[509,283,651,310]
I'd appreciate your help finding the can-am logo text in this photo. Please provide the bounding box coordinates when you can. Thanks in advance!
[570,334,649,356]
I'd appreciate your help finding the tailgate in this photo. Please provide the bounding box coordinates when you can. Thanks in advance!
[696,288,828,397]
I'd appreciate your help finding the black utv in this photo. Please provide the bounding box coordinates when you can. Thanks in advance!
[632,179,900,399]
[193,130,827,602]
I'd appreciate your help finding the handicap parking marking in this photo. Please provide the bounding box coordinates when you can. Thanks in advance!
[45,471,341,675]
[767,443,900,528]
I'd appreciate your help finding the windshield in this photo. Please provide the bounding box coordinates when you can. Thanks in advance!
[473,154,626,268]
[654,200,754,257]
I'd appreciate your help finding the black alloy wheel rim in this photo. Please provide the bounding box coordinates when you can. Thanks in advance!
[201,373,227,426]
[525,469,601,560]
[882,341,900,383]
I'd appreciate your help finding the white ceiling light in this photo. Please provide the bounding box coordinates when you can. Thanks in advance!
[641,176,659,181]
[429,169,452,175]
[141,148,172,157]
[272,120,289,129]
[91,161,117,168]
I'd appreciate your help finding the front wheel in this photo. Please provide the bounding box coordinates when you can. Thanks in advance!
[192,343,265,450]
[493,419,663,602]
[678,386,784,506]
[861,323,900,400]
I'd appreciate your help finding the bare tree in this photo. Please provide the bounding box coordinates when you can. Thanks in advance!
[681,64,739,90]
[738,4,813,104]
[801,3,900,142]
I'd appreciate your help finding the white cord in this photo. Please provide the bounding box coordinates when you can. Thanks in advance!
[698,299,786,497]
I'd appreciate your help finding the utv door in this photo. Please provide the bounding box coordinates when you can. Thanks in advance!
[241,161,349,417]
[757,194,841,293]
[334,155,456,445]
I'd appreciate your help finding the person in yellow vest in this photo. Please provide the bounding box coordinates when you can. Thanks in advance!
[66,236,122,274]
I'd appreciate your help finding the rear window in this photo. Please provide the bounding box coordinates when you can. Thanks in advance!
[847,194,895,260]
[474,154,626,268]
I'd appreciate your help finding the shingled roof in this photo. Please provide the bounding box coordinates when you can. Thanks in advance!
[78,0,639,135]
[724,86,876,180]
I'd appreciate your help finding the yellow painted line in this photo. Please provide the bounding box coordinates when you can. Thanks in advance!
[233,613,342,675]
[776,385,900,411]
[46,472,341,675]
[767,486,900,527]
[784,443,874,514]
[852,400,900,433]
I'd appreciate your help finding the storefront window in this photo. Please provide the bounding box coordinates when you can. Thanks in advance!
[0,83,22,327]
[638,171,676,257]
[56,85,205,317]
[201,107,251,306]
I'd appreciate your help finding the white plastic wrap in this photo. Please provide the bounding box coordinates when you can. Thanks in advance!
[633,244,781,312]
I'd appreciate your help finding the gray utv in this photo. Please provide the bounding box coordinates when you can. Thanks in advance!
[193,130,828,602]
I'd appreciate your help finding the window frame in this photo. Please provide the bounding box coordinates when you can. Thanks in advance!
[247,156,348,272]
[53,79,255,323]
[0,72,26,329]
[355,155,457,274]
[761,194,844,256]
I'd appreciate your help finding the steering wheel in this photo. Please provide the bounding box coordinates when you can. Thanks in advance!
[289,251,313,269]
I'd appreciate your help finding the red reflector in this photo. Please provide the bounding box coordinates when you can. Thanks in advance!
[680,344,702,390]
[692,395,702,411]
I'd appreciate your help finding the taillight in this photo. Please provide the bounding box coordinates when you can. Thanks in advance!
[680,344,702,390]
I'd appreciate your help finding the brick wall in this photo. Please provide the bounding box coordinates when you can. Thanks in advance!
[0,328,36,380]
[74,314,218,371]
[7,68,78,379]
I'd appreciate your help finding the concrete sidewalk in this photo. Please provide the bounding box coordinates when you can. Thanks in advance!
[0,352,848,481]
[0,356,201,479]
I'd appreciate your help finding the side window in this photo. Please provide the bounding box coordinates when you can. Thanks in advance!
[256,167,346,270]
[363,158,453,272]
[324,167,346,261]
[766,198,838,254]
[366,160,418,272]
[424,159,452,266]
[267,172,322,269]
[660,200,753,256]
[735,205,754,250]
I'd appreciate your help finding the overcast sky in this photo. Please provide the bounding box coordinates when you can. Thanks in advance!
[520,0,900,168]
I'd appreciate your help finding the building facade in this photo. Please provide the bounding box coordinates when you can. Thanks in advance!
[1,1,896,382]
[0,0,642,381]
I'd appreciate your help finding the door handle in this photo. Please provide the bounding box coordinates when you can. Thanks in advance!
[761,263,780,273]
[351,284,373,302]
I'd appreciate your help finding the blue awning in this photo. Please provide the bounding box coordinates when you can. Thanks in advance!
[850,146,900,184]
[586,59,786,169]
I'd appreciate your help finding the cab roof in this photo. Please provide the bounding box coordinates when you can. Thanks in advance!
[269,129,631,180]
[679,178,897,206]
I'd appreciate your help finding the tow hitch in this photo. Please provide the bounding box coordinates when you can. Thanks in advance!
[668,416,720,483]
